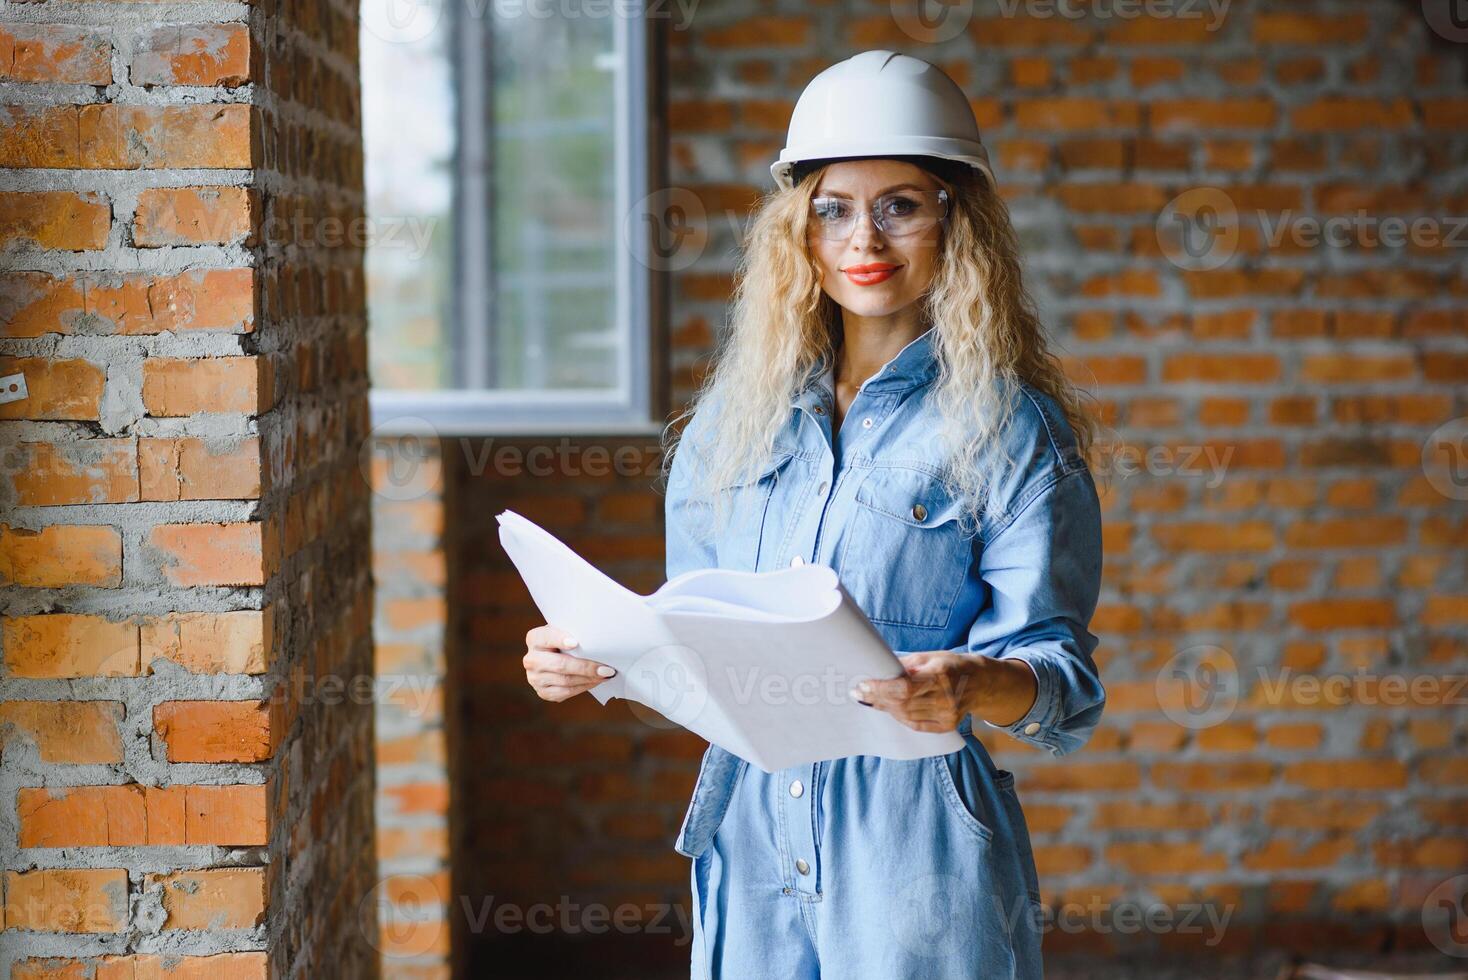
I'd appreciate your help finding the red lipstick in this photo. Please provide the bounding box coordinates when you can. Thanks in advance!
[841,262,902,286]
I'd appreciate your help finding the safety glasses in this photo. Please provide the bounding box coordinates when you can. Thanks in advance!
[808,188,949,241]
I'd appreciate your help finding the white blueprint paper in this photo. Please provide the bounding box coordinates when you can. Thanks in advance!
[495,509,963,772]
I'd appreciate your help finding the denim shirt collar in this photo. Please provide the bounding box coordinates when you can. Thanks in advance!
[793,326,940,416]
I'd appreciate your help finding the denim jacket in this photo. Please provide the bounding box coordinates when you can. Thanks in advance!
[664,327,1105,859]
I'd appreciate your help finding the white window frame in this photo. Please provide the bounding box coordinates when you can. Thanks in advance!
[369,5,666,437]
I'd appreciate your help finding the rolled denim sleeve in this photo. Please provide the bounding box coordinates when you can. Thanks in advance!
[961,464,1106,757]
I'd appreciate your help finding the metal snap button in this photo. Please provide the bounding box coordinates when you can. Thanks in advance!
[817,481,828,496]
[812,404,825,415]
[789,779,804,798]
[796,859,810,875]
[911,502,927,521]
[861,417,873,428]
[1024,722,1041,735]
[790,555,805,567]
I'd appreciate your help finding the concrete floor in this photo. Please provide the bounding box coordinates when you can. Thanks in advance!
[1045,952,1468,979]
[476,952,1468,979]
[465,933,1468,978]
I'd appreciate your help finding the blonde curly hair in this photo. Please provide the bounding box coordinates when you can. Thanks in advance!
[660,159,1103,540]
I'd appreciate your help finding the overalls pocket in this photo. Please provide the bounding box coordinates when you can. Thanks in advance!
[931,750,997,843]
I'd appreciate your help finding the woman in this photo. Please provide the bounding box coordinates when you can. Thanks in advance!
[523,50,1106,978]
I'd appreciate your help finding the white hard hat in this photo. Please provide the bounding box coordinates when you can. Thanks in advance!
[771,50,996,191]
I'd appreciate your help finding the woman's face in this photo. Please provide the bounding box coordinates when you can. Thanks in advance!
[807,159,946,321]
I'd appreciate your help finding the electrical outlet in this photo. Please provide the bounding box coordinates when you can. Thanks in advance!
[0,375,26,404]
[0,372,27,405]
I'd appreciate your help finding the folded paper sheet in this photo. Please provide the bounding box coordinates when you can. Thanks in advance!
[496,509,963,772]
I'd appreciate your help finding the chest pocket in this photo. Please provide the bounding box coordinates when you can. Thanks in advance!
[713,450,797,573]
[837,465,973,629]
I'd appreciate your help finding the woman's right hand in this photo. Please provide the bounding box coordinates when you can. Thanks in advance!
[523,625,617,702]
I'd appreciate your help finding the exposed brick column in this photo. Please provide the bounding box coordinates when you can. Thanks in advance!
[0,1,377,976]
[368,439,453,978]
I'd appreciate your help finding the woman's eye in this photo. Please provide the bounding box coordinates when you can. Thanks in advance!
[813,199,849,221]
[881,196,919,216]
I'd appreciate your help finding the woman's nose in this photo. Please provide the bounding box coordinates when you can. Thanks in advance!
[848,209,885,249]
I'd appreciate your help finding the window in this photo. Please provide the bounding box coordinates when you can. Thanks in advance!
[362,0,663,435]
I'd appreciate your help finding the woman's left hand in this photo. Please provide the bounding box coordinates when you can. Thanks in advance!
[852,651,1037,733]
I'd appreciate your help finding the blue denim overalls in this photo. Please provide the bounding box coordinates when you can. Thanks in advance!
[663,327,1106,979]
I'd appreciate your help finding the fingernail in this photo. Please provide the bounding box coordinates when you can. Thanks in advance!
[848,688,864,702]
[564,637,579,649]
[597,665,616,677]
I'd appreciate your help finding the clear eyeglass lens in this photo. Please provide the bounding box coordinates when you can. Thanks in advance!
[810,189,948,240]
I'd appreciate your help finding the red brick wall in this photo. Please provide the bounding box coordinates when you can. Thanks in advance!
[453,3,1468,974]
[1,0,378,976]
[449,438,687,975]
